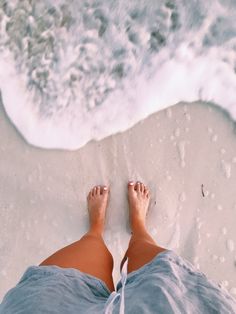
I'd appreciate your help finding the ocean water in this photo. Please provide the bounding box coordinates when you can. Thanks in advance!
[0,0,236,149]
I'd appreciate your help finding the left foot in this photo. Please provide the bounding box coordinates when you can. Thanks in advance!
[87,185,109,233]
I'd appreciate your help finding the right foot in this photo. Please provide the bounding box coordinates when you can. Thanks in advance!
[128,181,150,232]
[87,185,109,234]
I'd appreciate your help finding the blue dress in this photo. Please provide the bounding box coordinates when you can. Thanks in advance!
[1,250,236,313]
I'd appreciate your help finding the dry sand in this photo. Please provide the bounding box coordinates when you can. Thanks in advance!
[1,99,236,301]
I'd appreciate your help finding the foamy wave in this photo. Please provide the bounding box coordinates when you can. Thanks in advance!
[0,0,236,149]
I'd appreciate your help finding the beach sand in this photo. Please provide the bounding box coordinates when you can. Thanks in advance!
[1,99,236,301]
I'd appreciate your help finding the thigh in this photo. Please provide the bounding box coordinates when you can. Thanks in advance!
[39,237,115,292]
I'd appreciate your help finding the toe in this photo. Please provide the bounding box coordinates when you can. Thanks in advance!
[128,181,135,190]
[144,186,150,198]
[102,186,108,194]
[91,187,96,197]
[140,183,145,193]
[136,182,141,192]
[96,186,101,195]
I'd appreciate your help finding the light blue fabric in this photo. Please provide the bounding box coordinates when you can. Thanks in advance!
[1,250,236,313]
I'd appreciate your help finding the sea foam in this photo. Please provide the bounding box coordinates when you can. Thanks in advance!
[0,0,236,149]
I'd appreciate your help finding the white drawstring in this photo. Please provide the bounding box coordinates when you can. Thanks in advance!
[104,258,128,314]
[104,292,120,314]
[119,257,128,313]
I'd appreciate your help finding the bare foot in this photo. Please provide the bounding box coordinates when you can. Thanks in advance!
[128,181,150,232]
[87,185,109,233]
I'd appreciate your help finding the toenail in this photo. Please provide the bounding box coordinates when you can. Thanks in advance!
[103,186,108,190]
[129,181,134,185]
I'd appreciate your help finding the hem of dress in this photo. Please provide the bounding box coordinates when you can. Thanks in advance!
[18,264,112,296]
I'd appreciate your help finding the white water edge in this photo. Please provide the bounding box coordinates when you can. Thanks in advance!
[1,0,236,149]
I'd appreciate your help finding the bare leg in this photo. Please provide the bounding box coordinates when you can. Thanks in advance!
[120,181,167,274]
[39,185,115,292]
